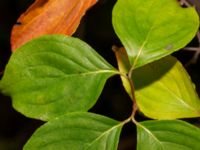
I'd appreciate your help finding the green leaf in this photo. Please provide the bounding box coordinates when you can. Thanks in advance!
[133,56,200,119]
[137,120,200,150]
[24,112,124,150]
[0,35,118,121]
[113,0,199,68]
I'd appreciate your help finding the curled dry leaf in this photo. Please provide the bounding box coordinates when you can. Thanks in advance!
[11,0,97,51]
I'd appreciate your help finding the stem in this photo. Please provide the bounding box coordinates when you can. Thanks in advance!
[179,0,200,65]
[179,0,191,6]
[127,68,138,121]
[112,45,138,123]
[183,47,200,52]
[184,32,200,66]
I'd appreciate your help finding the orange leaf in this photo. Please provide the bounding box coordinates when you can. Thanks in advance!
[11,0,97,51]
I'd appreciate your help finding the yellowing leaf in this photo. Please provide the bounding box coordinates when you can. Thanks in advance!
[133,56,200,119]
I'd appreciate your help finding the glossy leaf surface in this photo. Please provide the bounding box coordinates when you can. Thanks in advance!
[11,0,97,51]
[24,112,123,150]
[0,35,117,121]
[137,120,200,150]
[113,0,199,68]
[133,56,200,119]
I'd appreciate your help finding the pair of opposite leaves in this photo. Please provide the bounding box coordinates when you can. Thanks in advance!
[2,0,200,121]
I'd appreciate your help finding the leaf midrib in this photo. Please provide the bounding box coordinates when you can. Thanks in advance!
[139,122,198,150]
[157,80,199,114]
[25,66,118,77]
[131,0,159,69]
[83,122,124,149]
[138,123,165,150]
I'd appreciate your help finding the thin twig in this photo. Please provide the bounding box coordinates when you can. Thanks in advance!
[179,0,200,65]
[183,47,200,52]
[112,45,139,119]
[127,70,138,119]
[179,0,191,6]
[184,31,200,66]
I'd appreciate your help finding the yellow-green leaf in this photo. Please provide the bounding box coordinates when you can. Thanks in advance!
[133,56,200,119]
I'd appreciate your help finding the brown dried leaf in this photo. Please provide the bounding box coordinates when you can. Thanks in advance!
[11,0,97,51]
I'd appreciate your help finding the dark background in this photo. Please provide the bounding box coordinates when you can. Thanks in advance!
[0,0,200,150]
